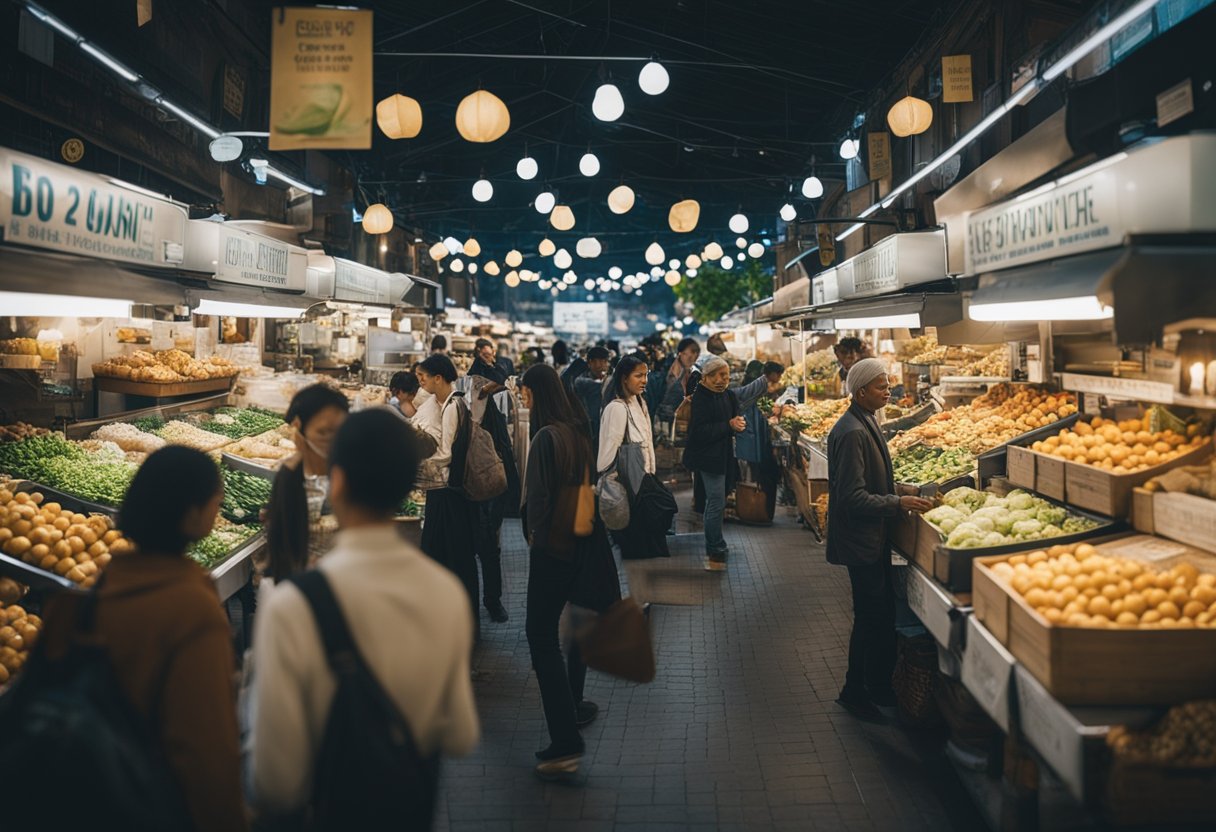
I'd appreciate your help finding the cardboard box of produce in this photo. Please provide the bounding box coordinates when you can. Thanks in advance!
[973,534,1216,705]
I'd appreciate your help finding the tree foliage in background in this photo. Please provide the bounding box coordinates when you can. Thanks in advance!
[672,259,770,324]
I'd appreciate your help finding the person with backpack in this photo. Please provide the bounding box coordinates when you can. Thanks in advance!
[11,446,245,832]
[247,409,479,826]
[414,354,481,635]
[519,364,620,781]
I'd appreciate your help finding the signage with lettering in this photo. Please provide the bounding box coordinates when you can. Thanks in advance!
[333,259,386,303]
[839,230,947,300]
[942,55,973,103]
[183,220,307,293]
[269,7,373,151]
[868,131,891,181]
[0,147,188,267]
[811,268,839,307]
[553,302,609,336]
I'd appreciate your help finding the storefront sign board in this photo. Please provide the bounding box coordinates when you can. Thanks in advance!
[183,220,307,293]
[553,301,609,336]
[838,230,946,300]
[942,54,973,103]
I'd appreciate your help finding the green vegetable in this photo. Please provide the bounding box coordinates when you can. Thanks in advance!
[0,434,134,505]
[131,416,166,434]
[929,486,1102,549]
[189,522,262,567]
[221,468,273,524]
[892,446,974,485]
[758,397,774,416]
[191,407,285,440]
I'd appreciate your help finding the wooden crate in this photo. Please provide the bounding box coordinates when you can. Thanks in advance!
[1131,487,1155,534]
[1003,444,1066,501]
[972,535,1216,705]
[1063,441,1213,519]
[1131,489,1216,556]
[890,509,919,560]
[1103,758,1216,827]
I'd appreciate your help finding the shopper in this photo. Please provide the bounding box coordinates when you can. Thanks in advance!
[552,339,570,370]
[430,334,448,355]
[264,383,349,581]
[414,354,481,636]
[467,338,518,624]
[519,364,621,781]
[658,337,701,422]
[598,354,669,559]
[389,370,420,419]
[35,446,246,832]
[248,409,479,823]
[567,346,612,441]
[833,336,868,383]
[684,357,784,570]
[827,358,934,721]
[496,341,517,377]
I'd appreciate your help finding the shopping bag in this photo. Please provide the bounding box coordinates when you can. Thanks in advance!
[595,471,631,530]
[576,598,655,684]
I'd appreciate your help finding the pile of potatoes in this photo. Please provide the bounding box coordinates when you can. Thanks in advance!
[1030,416,1209,474]
[0,603,41,684]
[0,487,130,586]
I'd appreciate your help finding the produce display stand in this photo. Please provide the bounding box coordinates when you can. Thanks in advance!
[221,452,279,480]
[64,391,233,440]
[93,375,237,416]
[974,412,1081,487]
[209,531,264,604]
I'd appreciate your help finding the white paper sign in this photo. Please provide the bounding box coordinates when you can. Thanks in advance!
[1061,372,1175,405]
[184,220,308,293]
[553,302,609,336]
[0,146,188,267]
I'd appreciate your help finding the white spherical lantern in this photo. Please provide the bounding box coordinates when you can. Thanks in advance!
[484,261,500,276]
[608,266,623,279]
[505,270,521,288]
[736,249,747,261]
[449,258,464,273]
[607,185,635,214]
[685,254,702,269]
[538,238,556,257]
[720,256,734,270]
[579,152,600,177]
[576,237,602,259]
[564,271,577,284]
[638,61,669,95]
[535,190,556,214]
[645,242,666,266]
[361,203,394,235]
[584,279,596,290]
[801,176,824,199]
[779,203,797,222]
[550,205,575,231]
[748,242,765,258]
[686,268,697,277]
[728,213,749,234]
[650,266,663,278]
[839,138,860,159]
[592,84,625,122]
[736,236,747,249]
[505,249,523,268]
[664,270,681,286]
[472,178,494,202]
[428,241,448,261]
[554,248,573,269]
[539,279,551,290]
[516,155,538,180]
[375,94,423,139]
[455,90,510,143]
[463,237,481,257]
[668,258,680,269]
[443,237,463,256]
[703,242,724,261]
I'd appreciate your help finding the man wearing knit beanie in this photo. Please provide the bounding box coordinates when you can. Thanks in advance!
[826,358,933,721]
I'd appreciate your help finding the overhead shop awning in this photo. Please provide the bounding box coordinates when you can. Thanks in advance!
[0,246,188,312]
[305,252,414,307]
[181,282,321,319]
[967,240,1216,343]
[809,292,964,332]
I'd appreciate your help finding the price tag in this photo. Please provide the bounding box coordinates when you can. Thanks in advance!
[962,617,1014,732]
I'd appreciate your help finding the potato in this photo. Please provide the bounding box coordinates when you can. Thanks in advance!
[53,558,76,576]
[28,527,50,546]
[42,501,61,515]
[29,543,49,561]
[95,552,112,568]
[39,554,58,571]
[51,540,72,559]
[0,578,23,606]
[0,625,15,643]
[67,536,85,555]
[10,519,31,537]
[87,541,108,558]
[5,536,31,556]
[65,566,85,584]
[102,530,121,545]
[28,492,43,505]
[0,663,9,684]
[0,528,10,544]
[13,492,30,505]
[79,528,98,547]
[52,516,70,531]
[70,513,86,525]
[107,540,129,557]
[81,575,97,588]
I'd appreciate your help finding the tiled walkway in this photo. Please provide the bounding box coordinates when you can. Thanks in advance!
[438,505,983,832]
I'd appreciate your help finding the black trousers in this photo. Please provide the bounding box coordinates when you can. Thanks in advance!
[474,495,506,603]
[525,550,587,751]
[844,556,897,696]
[421,488,479,632]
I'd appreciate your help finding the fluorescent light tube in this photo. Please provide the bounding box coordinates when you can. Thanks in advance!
[79,41,139,82]
[155,98,221,139]
[969,296,1113,322]
[834,313,922,329]
[1042,0,1159,81]
[25,4,79,40]
[194,299,305,319]
[265,166,326,195]
[0,291,132,318]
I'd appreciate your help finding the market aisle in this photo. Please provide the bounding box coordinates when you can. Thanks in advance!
[435,505,983,832]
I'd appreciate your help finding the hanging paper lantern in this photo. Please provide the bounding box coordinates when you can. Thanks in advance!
[664,270,681,286]
[535,190,556,214]
[484,261,500,276]
[780,203,797,222]
[650,266,663,278]
[736,237,747,249]
[361,203,394,234]
[607,184,635,214]
[505,249,523,268]
[468,262,478,274]
[550,205,576,231]
[449,258,464,273]
[538,238,556,257]
[839,138,860,159]
[747,242,765,258]
[720,256,734,270]
[516,155,538,180]
[443,237,463,255]
[504,270,521,288]
[579,153,600,177]
[454,90,510,143]
[801,176,824,199]
[728,213,749,234]
[554,248,573,269]
[584,279,595,290]
[463,238,481,257]
[686,268,697,277]
[471,179,493,202]
[685,254,702,269]
[703,242,724,261]
[887,96,933,137]
[539,279,551,290]
[668,199,700,233]
[375,94,423,139]
[638,61,670,95]
[645,242,666,266]
[428,241,448,261]
[592,84,625,122]
[563,271,577,283]
[576,237,602,258]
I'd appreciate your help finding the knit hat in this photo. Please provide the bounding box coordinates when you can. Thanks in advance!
[845,357,889,396]
[701,356,729,377]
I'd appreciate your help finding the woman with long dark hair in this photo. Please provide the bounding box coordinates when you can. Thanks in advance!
[598,354,669,560]
[37,446,247,832]
[263,384,349,581]
[519,364,619,781]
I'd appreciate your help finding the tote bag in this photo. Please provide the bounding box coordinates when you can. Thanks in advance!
[596,402,647,530]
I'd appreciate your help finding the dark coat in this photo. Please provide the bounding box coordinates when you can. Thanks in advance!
[825,401,902,566]
[682,383,738,478]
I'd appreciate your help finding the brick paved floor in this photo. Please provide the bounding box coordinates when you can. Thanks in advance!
[437,504,984,832]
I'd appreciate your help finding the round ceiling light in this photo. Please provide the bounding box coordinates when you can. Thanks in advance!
[584,279,596,290]
[801,176,824,199]
[376,94,423,139]
[664,270,681,286]
[516,155,538,180]
[505,249,523,268]
[463,237,481,256]
[887,95,933,137]
[449,258,464,273]
[608,266,623,279]
[592,84,625,122]
[538,238,556,257]
[703,241,724,261]
[645,242,666,266]
[728,213,749,234]
[455,90,510,143]
[720,256,734,270]
[443,236,463,255]
[736,237,747,249]
[579,152,600,177]
[668,199,700,233]
[576,237,602,258]
[484,261,500,276]
[839,138,860,160]
[468,262,478,274]
[607,184,635,214]
[534,190,556,214]
[685,254,702,269]
[471,178,493,202]
[361,203,393,235]
[505,270,521,288]
[747,242,765,258]
[554,248,573,269]
[428,241,448,261]
[779,203,797,222]
[550,204,575,230]
[638,61,670,95]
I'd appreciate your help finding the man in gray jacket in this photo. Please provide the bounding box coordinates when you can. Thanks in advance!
[827,358,933,721]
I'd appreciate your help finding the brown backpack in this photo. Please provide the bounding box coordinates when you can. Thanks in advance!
[454,395,507,502]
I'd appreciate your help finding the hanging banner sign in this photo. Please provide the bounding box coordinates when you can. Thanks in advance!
[942,54,974,103]
[553,302,609,336]
[183,220,308,293]
[868,132,892,181]
[269,7,373,151]
[0,147,187,267]
[816,225,836,267]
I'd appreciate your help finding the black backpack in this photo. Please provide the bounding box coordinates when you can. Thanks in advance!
[0,589,191,831]
[288,570,440,831]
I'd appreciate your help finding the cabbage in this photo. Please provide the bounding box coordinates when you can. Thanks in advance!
[983,531,1008,547]
[941,487,989,513]
[1006,490,1035,511]
[983,494,1009,510]
[970,515,996,533]
[946,522,983,547]
[925,505,965,527]
[1035,505,1067,527]
[1011,518,1043,537]
[1009,509,1035,524]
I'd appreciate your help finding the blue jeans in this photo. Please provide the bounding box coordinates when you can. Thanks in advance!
[701,471,727,560]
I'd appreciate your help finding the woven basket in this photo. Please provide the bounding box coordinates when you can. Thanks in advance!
[892,634,941,727]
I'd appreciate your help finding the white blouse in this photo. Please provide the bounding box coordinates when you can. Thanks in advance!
[598,396,656,475]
